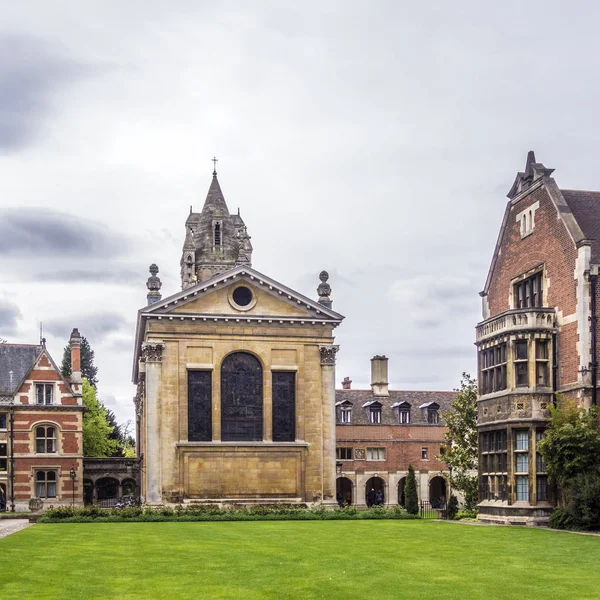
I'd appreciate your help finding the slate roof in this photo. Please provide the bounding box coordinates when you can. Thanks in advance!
[0,344,42,395]
[561,190,600,262]
[335,389,456,426]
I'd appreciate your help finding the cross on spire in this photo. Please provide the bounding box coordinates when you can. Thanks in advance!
[212,156,218,176]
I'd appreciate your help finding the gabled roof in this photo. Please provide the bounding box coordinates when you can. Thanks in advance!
[391,400,411,408]
[132,265,344,382]
[419,401,439,409]
[0,344,43,395]
[362,400,382,407]
[560,190,600,262]
[481,152,591,296]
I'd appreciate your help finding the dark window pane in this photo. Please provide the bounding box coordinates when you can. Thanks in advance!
[537,476,548,501]
[272,372,295,442]
[515,341,528,360]
[516,362,529,386]
[536,362,549,386]
[221,353,263,442]
[188,371,212,442]
[536,341,548,359]
[0,414,6,429]
[36,385,44,405]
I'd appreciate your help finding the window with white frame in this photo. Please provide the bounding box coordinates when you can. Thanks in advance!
[338,404,352,424]
[369,405,382,424]
[35,384,54,405]
[399,408,410,424]
[421,447,429,460]
[427,408,440,425]
[36,470,57,498]
[36,426,56,454]
[366,447,385,460]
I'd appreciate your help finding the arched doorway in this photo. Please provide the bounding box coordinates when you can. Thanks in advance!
[336,477,353,506]
[429,476,447,508]
[398,477,407,507]
[96,477,119,505]
[365,476,385,506]
[221,352,263,441]
[83,479,94,506]
[122,478,137,498]
[0,483,6,512]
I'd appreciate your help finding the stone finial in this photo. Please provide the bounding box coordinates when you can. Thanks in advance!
[146,264,162,305]
[342,376,352,390]
[317,270,332,309]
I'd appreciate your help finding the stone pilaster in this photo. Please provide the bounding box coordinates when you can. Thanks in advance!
[320,344,339,505]
[142,342,163,504]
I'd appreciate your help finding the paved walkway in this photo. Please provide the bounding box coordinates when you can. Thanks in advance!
[0,519,31,539]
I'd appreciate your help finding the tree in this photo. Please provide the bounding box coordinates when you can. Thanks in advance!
[437,372,478,511]
[61,336,99,388]
[82,379,120,457]
[538,398,600,506]
[405,464,419,515]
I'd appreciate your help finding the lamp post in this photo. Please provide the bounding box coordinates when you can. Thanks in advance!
[69,467,76,507]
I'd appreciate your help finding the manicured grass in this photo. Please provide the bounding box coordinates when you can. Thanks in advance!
[1,521,599,599]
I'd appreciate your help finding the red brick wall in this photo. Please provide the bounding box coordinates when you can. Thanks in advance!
[337,425,447,473]
[486,185,580,385]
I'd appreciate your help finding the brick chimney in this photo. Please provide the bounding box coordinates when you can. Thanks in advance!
[370,355,389,397]
[70,328,82,384]
[342,376,352,390]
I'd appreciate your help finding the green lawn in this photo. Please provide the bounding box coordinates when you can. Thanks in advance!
[1,521,599,599]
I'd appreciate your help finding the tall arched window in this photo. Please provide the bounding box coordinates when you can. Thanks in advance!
[214,222,221,247]
[221,352,263,441]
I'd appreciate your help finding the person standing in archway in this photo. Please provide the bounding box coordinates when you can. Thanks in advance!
[367,487,376,508]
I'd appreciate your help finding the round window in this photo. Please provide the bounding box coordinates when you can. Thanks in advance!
[232,286,253,307]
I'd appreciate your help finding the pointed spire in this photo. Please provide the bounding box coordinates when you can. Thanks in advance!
[507,150,555,199]
[201,171,230,217]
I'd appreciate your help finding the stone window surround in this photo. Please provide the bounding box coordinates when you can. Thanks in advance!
[35,382,56,406]
[516,200,540,238]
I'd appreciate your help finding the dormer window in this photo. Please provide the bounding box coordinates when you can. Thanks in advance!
[420,402,440,425]
[392,401,411,424]
[363,401,382,424]
[214,222,222,247]
[336,401,352,424]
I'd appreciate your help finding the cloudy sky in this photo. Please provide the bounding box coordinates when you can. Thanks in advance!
[2,1,600,425]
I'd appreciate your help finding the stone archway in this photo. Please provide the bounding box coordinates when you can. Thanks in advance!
[397,477,407,507]
[336,477,353,506]
[122,478,137,497]
[429,476,447,508]
[96,477,120,505]
[0,483,6,511]
[83,479,94,506]
[365,476,385,506]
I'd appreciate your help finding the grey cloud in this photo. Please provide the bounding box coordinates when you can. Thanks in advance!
[0,299,21,335]
[36,268,142,285]
[44,311,129,343]
[0,33,90,151]
[0,208,128,257]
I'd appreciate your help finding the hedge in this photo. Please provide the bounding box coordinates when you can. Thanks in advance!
[38,504,421,523]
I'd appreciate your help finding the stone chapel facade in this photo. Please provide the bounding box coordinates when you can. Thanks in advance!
[476,151,600,525]
[133,170,344,505]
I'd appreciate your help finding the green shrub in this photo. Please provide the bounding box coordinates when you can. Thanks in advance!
[38,503,421,523]
[405,465,419,515]
[549,506,574,530]
[447,495,459,520]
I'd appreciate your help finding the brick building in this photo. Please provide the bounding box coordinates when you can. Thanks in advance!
[0,330,84,511]
[335,355,455,507]
[476,151,600,525]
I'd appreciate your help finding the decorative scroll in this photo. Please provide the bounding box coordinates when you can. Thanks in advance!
[319,345,339,366]
[188,371,212,442]
[272,372,295,442]
[221,352,263,442]
[141,342,164,363]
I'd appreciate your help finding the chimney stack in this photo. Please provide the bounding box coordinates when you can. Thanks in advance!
[342,376,352,390]
[70,328,82,384]
[370,355,389,397]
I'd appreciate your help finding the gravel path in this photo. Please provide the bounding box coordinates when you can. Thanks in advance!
[0,519,31,539]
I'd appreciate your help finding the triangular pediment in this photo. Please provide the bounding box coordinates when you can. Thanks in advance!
[141,266,344,322]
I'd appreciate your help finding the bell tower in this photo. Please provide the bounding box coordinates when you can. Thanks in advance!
[180,161,253,288]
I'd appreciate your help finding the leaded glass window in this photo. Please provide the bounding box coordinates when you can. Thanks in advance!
[36,471,56,498]
[36,426,56,453]
[188,371,212,442]
[516,475,529,501]
[221,352,263,442]
[272,372,295,442]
